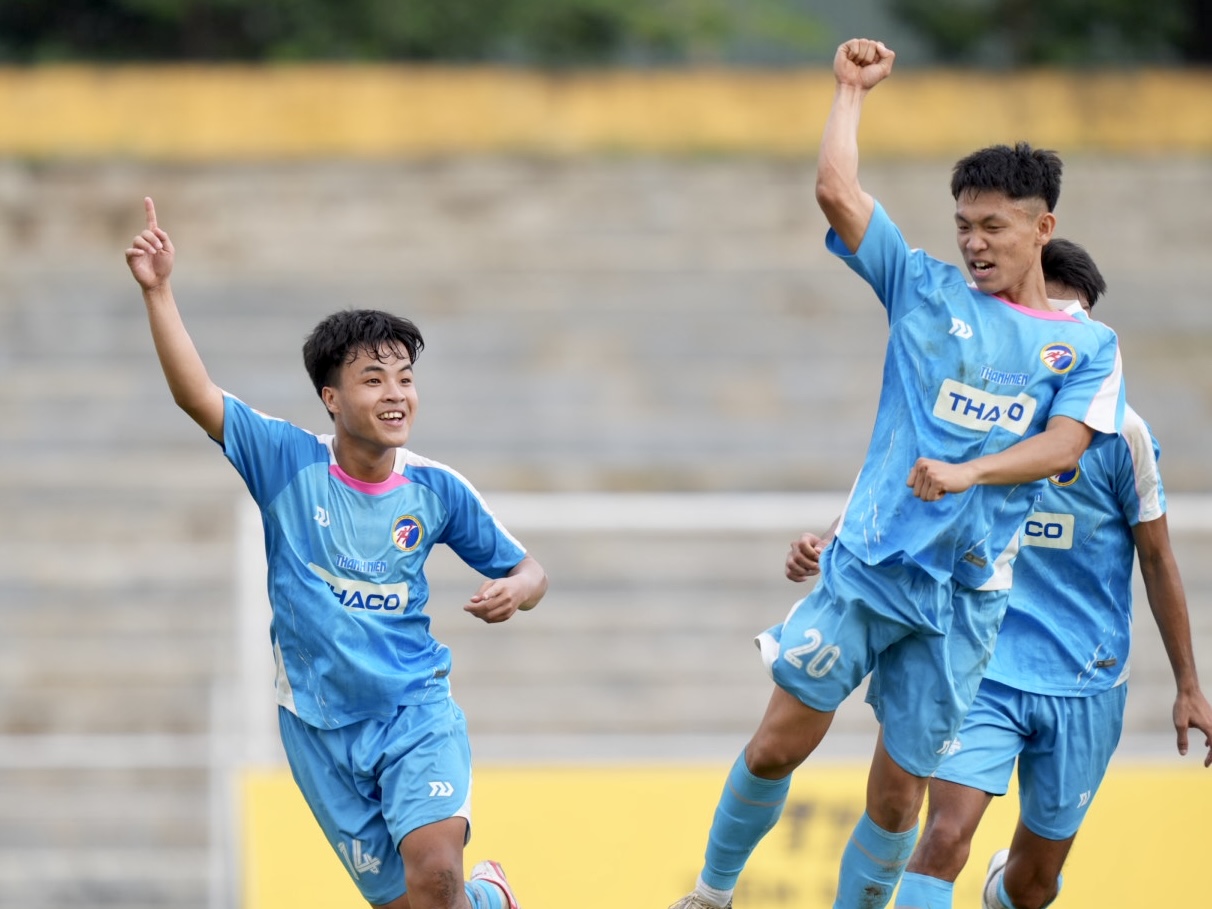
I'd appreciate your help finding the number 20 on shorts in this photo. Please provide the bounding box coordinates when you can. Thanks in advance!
[782,628,841,678]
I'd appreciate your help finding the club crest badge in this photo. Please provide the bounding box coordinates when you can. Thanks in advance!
[1040,342,1076,374]
[391,515,423,552]
[1049,466,1080,487]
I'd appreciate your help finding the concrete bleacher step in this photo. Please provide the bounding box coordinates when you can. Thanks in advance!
[0,768,210,909]
[2,157,1211,908]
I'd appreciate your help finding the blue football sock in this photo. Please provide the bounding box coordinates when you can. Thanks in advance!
[833,812,918,909]
[994,875,1015,909]
[893,871,953,908]
[466,879,506,909]
[699,750,791,891]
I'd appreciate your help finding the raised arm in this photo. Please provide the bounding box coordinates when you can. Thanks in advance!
[906,415,1094,501]
[125,197,226,441]
[814,39,894,254]
[1133,514,1212,767]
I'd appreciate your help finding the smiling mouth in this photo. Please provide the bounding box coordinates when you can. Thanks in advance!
[378,411,405,422]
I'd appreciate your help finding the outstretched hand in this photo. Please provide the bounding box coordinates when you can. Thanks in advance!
[834,38,895,91]
[125,197,174,291]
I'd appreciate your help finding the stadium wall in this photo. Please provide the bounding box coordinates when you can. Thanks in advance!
[2,66,1211,158]
[242,762,1212,909]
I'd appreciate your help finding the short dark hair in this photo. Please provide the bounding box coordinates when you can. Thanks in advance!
[951,142,1063,212]
[1041,238,1107,310]
[302,309,425,408]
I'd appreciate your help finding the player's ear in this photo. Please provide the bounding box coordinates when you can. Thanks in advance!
[1037,211,1056,245]
[321,385,339,417]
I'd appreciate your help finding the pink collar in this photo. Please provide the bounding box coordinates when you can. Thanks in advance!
[992,295,1079,321]
[329,460,410,494]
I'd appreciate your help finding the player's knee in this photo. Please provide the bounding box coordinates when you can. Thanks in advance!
[907,820,970,879]
[865,778,927,833]
[744,732,810,779]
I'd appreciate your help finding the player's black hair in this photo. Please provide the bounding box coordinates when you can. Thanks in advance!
[303,309,425,415]
[951,142,1063,212]
[1042,237,1107,311]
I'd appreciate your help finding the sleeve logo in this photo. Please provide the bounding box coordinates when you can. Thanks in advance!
[1040,342,1077,374]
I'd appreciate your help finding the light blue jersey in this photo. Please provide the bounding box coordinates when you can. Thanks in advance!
[983,404,1163,696]
[221,395,527,729]
[828,203,1124,590]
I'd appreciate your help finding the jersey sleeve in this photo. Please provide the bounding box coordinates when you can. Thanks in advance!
[408,464,526,578]
[1045,327,1124,435]
[1114,407,1166,526]
[221,395,325,508]
[825,201,968,324]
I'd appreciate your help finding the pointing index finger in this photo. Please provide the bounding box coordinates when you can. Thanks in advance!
[144,196,157,230]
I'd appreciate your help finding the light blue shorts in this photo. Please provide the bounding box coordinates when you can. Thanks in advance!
[278,697,473,905]
[933,677,1127,840]
[757,542,1008,777]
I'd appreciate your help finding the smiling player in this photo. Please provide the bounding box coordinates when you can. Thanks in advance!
[127,197,547,909]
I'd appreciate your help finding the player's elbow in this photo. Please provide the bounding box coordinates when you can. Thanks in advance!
[528,570,549,609]
[814,172,847,216]
[815,182,871,255]
[1040,450,1082,482]
[1044,420,1095,474]
[1058,439,1090,473]
[513,557,548,611]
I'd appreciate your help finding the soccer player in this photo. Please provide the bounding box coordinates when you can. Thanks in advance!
[126,197,547,909]
[888,238,1212,909]
[668,39,1125,909]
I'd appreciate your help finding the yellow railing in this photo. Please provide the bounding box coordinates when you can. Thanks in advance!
[2,66,1210,159]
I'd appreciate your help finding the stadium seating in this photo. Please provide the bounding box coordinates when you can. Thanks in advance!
[1,157,1209,907]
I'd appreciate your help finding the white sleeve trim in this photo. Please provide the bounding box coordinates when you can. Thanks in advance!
[1120,405,1165,525]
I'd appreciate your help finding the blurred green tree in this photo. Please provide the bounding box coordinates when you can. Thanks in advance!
[890,0,1203,65]
[0,0,827,64]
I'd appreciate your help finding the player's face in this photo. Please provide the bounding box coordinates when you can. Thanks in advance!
[955,190,1054,299]
[323,345,418,453]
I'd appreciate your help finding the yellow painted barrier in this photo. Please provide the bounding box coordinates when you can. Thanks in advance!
[242,760,1210,908]
[2,67,1211,159]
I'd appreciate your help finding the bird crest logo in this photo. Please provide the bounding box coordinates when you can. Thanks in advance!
[1049,466,1080,487]
[391,515,423,552]
[1039,342,1077,374]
